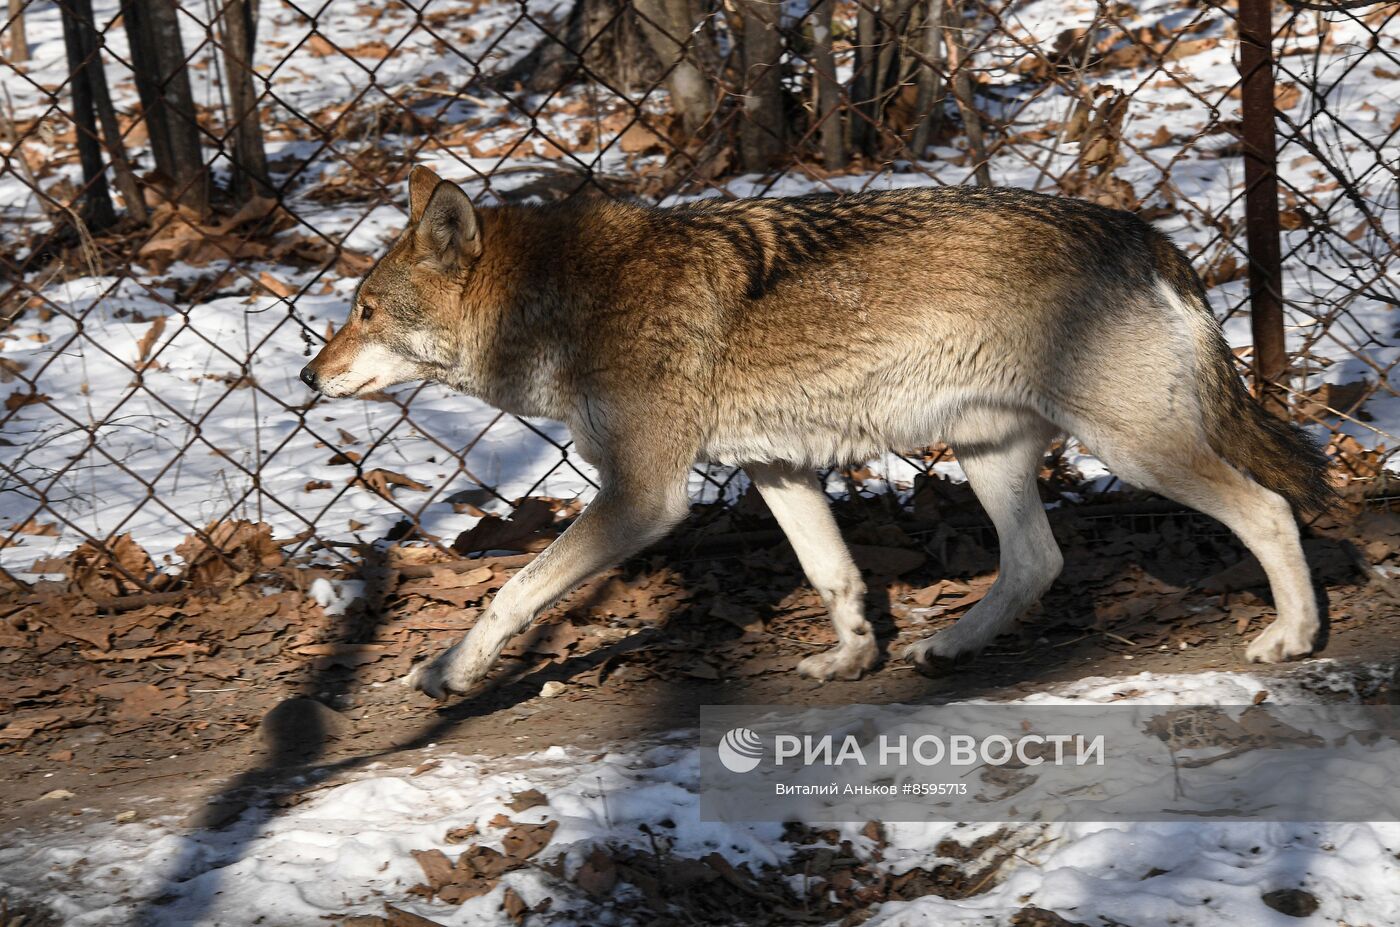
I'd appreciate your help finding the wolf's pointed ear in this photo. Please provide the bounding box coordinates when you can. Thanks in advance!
[408,165,444,224]
[415,180,481,268]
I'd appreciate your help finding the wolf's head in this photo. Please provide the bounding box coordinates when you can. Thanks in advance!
[300,166,483,398]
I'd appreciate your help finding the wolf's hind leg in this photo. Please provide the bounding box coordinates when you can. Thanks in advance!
[406,477,689,699]
[745,461,878,681]
[905,419,1061,670]
[1090,436,1317,663]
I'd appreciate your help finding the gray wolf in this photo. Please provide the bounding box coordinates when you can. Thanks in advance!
[300,166,1332,700]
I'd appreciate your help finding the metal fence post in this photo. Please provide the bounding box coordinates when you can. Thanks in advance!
[1238,0,1288,416]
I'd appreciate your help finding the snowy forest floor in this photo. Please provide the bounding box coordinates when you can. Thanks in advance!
[2,497,1399,925]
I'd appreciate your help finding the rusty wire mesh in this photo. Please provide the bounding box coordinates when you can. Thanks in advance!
[0,0,1395,593]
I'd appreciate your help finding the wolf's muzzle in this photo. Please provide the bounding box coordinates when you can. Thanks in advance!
[299,366,321,391]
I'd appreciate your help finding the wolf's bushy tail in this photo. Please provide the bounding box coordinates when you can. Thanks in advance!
[1160,246,1336,514]
[1207,373,1336,514]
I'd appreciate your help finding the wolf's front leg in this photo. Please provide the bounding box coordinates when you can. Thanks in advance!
[406,478,689,700]
[744,461,878,680]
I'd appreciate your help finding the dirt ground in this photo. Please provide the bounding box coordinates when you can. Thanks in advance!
[3,489,1398,843]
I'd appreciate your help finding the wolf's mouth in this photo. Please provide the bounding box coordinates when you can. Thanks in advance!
[320,375,378,398]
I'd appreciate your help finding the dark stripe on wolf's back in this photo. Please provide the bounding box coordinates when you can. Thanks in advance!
[658,187,1156,299]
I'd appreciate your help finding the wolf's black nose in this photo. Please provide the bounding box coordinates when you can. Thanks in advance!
[299,366,320,391]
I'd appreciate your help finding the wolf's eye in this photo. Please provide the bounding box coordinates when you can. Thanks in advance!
[360,303,375,322]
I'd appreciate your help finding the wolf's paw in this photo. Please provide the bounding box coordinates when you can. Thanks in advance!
[1245,620,1316,664]
[903,628,980,676]
[404,648,483,701]
[796,641,877,681]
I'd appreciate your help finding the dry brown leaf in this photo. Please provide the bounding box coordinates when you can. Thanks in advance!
[452,499,558,555]
[684,661,721,680]
[66,534,155,597]
[293,643,388,658]
[345,40,391,59]
[1298,379,1372,421]
[176,520,283,588]
[0,621,31,648]
[0,711,64,742]
[337,249,375,276]
[383,904,449,927]
[257,271,295,299]
[136,205,273,272]
[81,641,208,662]
[1275,82,1302,111]
[501,886,528,923]
[112,683,188,721]
[411,848,456,890]
[350,469,430,499]
[214,195,281,233]
[1202,253,1247,288]
[0,357,28,382]
[617,123,664,154]
[574,845,618,896]
[435,878,496,904]
[135,316,167,364]
[5,389,51,412]
[505,788,548,812]
[8,518,58,537]
[41,612,113,650]
[444,824,479,844]
[710,598,762,633]
[1164,36,1220,61]
[457,844,515,878]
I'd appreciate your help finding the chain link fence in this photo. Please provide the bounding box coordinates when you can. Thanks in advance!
[0,0,1395,593]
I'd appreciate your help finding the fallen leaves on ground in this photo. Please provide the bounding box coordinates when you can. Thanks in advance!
[175,520,284,588]
[0,496,1390,787]
[408,817,558,905]
[392,822,1031,924]
[66,534,156,598]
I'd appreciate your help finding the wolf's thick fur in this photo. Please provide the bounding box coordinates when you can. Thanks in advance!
[302,167,1332,699]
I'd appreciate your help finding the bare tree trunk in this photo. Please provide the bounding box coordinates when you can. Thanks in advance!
[218,0,271,203]
[59,0,116,230]
[634,0,717,137]
[494,0,662,95]
[871,0,915,136]
[736,0,783,170]
[945,3,990,185]
[910,0,946,158]
[53,0,146,222]
[498,0,718,141]
[123,0,209,215]
[809,0,845,170]
[850,0,878,155]
[6,0,27,63]
[80,11,148,224]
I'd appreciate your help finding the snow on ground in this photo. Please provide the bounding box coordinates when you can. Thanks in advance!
[2,663,1398,926]
[2,2,1396,921]
[1,0,1396,578]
